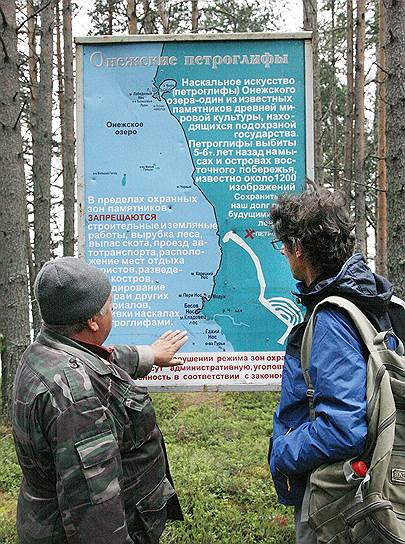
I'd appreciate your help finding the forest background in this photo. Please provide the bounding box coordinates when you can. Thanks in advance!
[0,0,404,542]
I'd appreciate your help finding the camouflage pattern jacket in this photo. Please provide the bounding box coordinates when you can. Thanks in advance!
[12,329,182,544]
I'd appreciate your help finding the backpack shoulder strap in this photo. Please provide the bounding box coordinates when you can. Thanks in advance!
[391,294,405,309]
[300,296,379,421]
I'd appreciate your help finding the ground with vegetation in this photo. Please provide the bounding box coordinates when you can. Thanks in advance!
[0,391,294,543]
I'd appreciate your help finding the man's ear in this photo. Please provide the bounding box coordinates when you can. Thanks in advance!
[87,316,99,332]
[295,241,304,258]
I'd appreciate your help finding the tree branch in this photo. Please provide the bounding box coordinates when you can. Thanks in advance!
[0,35,8,61]
[16,0,53,32]
[14,98,27,130]
[0,5,9,59]
[212,7,238,22]
[374,60,390,76]
[0,5,8,28]
[342,177,387,193]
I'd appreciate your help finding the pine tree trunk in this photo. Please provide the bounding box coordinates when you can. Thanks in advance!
[376,0,387,276]
[156,0,169,33]
[385,0,405,297]
[128,0,138,33]
[191,0,198,33]
[62,0,75,256]
[353,0,367,254]
[0,0,31,419]
[27,0,41,332]
[108,0,113,34]
[26,226,36,319]
[27,0,38,113]
[33,0,54,277]
[303,0,323,185]
[56,0,64,167]
[141,0,155,33]
[331,0,339,188]
[343,0,354,205]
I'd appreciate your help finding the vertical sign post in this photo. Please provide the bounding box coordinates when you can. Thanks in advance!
[76,33,314,391]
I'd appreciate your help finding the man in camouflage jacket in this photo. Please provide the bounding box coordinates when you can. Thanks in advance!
[12,257,187,544]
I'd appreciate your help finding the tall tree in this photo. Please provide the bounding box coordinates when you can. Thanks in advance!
[303,0,324,185]
[128,0,138,33]
[27,0,41,332]
[330,0,338,188]
[353,0,366,254]
[89,0,127,35]
[343,0,354,203]
[62,0,75,256]
[0,0,31,418]
[90,0,277,36]
[55,0,64,166]
[375,0,387,275]
[156,0,169,33]
[141,0,156,32]
[191,0,198,32]
[108,0,114,33]
[385,0,405,297]
[27,0,38,124]
[33,0,55,278]
[202,0,271,33]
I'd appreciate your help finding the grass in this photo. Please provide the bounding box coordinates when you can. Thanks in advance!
[0,425,19,544]
[157,391,294,543]
[0,392,294,543]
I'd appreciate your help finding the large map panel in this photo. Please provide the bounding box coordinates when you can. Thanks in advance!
[80,36,309,389]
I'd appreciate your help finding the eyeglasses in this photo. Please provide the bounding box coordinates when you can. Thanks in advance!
[271,239,283,251]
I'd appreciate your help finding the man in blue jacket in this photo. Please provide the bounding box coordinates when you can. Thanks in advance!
[268,188,405,543]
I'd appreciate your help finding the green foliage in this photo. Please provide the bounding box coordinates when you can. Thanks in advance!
[0,426,19,543]
[0,427,20,495]
[0,392,293,544]
[87,0,284,36]
[88,0,128,35]
[318,0,379,205]
[200,0,273,33]
[0,493,17,544]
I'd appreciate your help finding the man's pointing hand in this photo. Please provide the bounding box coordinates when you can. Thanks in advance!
[151,330,188,367]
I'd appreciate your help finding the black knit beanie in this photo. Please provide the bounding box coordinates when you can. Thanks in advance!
[34,257,111,325]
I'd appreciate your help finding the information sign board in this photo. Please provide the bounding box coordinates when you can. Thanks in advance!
[76,33,314,390]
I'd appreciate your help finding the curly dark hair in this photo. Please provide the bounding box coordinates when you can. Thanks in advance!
[269,187,355,274]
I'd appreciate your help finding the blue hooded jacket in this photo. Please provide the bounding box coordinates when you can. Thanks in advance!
[269,253,403,506]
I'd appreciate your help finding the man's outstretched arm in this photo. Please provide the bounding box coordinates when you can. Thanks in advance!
[112,330,188,378]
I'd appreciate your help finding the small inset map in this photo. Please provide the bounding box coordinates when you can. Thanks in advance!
[154,79,177,101]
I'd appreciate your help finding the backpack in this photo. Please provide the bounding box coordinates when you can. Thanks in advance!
[300,295,405,544]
